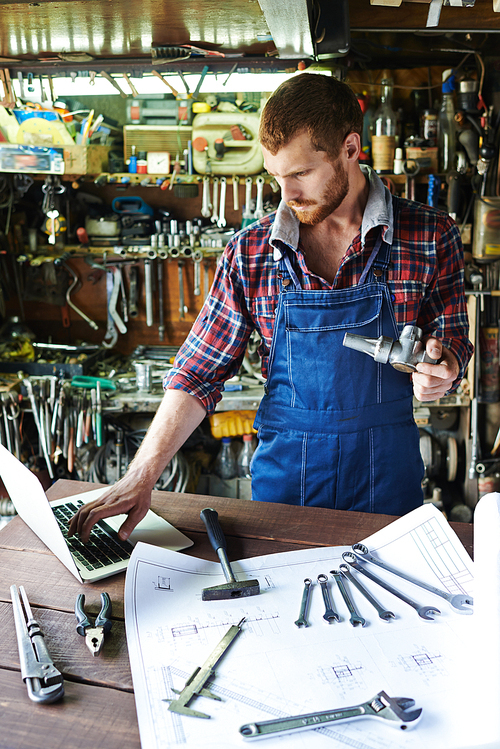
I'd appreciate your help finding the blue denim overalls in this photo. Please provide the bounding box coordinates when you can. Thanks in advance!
[252,224,424,515]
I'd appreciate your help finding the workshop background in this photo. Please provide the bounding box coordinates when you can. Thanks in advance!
[0,0,499,527]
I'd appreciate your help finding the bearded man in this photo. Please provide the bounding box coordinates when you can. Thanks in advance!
[70,73,472,542]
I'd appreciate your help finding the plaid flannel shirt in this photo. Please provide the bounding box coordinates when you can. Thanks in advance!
[164,168,473,415]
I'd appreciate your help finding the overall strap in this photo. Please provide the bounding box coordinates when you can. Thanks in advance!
[281,251,302,290]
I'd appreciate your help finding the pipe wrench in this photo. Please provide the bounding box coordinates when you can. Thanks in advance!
[10,585,64,704]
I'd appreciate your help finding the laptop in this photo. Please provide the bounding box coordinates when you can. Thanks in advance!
[0,444,193,582]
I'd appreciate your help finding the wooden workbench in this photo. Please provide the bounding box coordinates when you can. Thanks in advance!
[0,481,473,749]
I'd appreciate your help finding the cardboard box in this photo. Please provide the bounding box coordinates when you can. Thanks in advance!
[0,144,64,174]
[63,145,110,174]
[405,146,438,173]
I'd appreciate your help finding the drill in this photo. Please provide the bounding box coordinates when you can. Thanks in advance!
[343,325,439,373]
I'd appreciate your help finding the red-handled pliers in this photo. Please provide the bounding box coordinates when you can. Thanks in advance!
[75,592,112,656]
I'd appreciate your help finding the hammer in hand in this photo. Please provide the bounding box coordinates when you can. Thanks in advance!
[200,508,260,601]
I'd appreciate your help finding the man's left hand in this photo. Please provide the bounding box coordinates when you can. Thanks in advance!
[412,337,459,402]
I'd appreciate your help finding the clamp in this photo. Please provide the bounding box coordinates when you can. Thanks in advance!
[75,592,113,657]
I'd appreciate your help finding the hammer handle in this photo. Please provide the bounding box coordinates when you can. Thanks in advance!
[200,508,227,553]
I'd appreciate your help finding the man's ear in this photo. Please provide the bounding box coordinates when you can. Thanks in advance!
[345,133,361,161]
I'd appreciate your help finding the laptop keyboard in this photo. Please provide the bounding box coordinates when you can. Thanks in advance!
[53,500,133,571]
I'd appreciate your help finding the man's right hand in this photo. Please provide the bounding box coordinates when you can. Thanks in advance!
[68,474,153,543]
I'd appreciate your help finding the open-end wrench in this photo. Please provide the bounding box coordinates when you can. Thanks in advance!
[294,578,312,628]
[342,553,440,621]
[339,564,395,621]
[351,543,473,614]
[317,573,340,623]
[201,175,212,217]
[218,176,227,227]
[240,690,422,740]
[254,175,265,219]
[330,570,366,627]
[211,176,219,224]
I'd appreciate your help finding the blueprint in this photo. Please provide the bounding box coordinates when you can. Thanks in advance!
[125,504,478,749]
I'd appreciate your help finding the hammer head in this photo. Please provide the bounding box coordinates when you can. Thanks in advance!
[368,691,422,729]
[202,578,260,601]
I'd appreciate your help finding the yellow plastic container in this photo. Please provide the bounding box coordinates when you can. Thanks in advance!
[209,410,257,439]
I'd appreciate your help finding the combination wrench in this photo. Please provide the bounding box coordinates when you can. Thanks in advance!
[342,552,441,621]
[254,175,265,219]
[330,570,365,627]
[211,176,219,224]
[338,564,395,621]
[294,578,312,628]
[317,573,340,623]
[218,176,227,227]
[352,543,473,614]
[201,175,212,218]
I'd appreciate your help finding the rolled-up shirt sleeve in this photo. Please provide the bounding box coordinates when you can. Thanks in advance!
[163,235,257,415]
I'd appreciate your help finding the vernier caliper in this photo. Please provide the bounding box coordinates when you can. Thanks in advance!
[165,617,245,718]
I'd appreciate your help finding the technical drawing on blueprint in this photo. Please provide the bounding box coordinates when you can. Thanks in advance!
[124,504,475,749]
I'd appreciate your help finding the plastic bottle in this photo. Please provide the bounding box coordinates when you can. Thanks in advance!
[438,70,456,173]
[371,78,397,174]
[237,434,256,479]
[213,437,237,479]
[128,145,137,174]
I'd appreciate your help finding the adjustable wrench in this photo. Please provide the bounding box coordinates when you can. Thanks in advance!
[317,573,340,623]
[330,570,365,626]
[254,175,265,219]
[218,176,227,227]
[211,176,219,224]
[201,175,212,218]
[240,690,422,739]
[342,552,440,621]
[351,543,473,614]
[338,564,395,621]
[294,578,312,628]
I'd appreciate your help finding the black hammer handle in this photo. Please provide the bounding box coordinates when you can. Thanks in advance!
[200,508,227,553]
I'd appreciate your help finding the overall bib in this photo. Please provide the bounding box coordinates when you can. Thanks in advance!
[252,227,424,516]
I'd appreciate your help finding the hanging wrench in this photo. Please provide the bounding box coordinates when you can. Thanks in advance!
[254,175,265,219]
[103,270,118,349]
[342,553,440,621]
[108,267,127,335]
[339,564,395,621]
[178,258,187,319]
[201,175,212,218]
[351,543,473,614]
[144,259,154,327]
[330,570,365,627]
[192,249,203,296]
[243,176,254,220]
[211,176,219,224]
[294,578,312,628]
[317,573,340,623]
[232,175,240,211]
[218,176,227,227]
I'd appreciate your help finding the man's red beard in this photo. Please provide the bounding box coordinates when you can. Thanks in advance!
[287,162,349,226]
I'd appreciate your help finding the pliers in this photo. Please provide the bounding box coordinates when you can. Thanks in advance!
[75,592,112,656]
